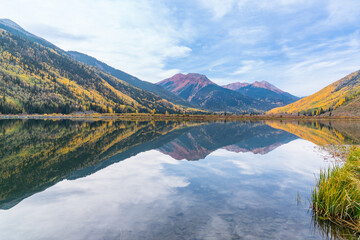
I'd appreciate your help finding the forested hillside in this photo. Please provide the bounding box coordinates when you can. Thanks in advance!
[268,70,360,116]
[0,28,187,114]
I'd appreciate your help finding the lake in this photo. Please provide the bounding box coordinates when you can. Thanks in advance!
[0,119,359,239]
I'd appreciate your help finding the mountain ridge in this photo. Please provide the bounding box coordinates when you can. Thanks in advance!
[222,81,299,108]
[223,80,285,94]
[157,73,267,113]
[67,51,196,108]
[0,19,60,50]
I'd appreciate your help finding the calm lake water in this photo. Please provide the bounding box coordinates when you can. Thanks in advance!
[0,119,359,239]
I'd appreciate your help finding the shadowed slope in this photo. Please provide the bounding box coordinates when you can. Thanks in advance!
[223,81,299,108]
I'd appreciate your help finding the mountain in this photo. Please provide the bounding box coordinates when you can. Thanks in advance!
[157,73,268,113]
[0,19,191,114]
[222,82,250,90]
[268,70,360,116]
[67,51,196,108]
[252,81,285,93]
[222,81,299,108]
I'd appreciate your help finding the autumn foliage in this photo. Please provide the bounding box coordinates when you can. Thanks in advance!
[268,70,360,116]
[0,29,185,114]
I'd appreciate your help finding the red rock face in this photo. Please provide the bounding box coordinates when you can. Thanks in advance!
[157,73,217,101]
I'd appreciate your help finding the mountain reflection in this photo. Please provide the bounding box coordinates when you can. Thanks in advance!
[0,119,359,210]
[267,120,360,145]
[157,121,298,160]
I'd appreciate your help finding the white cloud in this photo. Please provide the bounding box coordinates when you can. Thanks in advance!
[198,0,236,19]
[302,0,360,35]
[231,60,264,75]
[277,33,360,95]
[198,0,316,18]
[0,0,193,82]
[228,26,268,45]
[326,0,360,26]
[237,0,317,12]
[193,0,360,96]
[1,0,360,96]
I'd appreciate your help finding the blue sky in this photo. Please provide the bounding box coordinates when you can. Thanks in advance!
[1,0,360,96]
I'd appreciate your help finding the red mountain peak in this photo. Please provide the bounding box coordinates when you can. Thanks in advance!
[252,81,284,94]
[157,73,217,101]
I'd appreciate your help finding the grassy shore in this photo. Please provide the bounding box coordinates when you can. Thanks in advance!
[312,147,360,233]
[1,113,360,121]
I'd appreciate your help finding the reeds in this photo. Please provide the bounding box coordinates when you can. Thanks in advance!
[312,147,360,233]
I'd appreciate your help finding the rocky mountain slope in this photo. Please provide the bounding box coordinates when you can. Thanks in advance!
[223,81,299,108]
[157,73,268,113]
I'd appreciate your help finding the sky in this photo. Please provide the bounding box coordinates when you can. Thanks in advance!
[1,0,360,96]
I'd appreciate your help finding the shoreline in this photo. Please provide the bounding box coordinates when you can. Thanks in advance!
[312,147,360,234]
[1,114,360,121]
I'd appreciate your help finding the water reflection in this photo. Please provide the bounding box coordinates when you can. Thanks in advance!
[158,121,298,160]
[0,119,359,239]
[0,120,198,209]
[267,120,360,146]
[312,212,359,240]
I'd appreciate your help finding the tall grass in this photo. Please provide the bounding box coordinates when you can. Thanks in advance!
[312,147,360,233]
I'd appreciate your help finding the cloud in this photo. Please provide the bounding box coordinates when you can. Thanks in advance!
[0,140,331,239]
[197,0,317,19]
[228,26,268,45]
[0,0,193,82]
[190,0,360,96]
[30,25,91,41]
[276,32,360,95]
[1,0,360,95]
[326,0,360,26]
[237,0,317,12]
[231,60,264,75]
[0,150,190,240]
[197,0,236,19]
